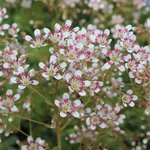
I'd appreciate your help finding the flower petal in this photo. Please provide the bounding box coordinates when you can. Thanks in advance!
[73,100,81,106]
[10,77,20,83]
[13,94,20,101]
[75,70,82,78]
[54,74,62,80]
[129,102,135,107]
[83,80,91,87]
[102,62,111,70]
[127,90,133,95]
[50,55,57,65]
[63,93,69,99]
[90,125,96,130]
[71,111,80,118]
[34,29,41,41]
[60,111,67,117]
[55,100,61,107]
[65,73,72,82]
[18,66,24,74]
[18,84,26,89]
[6,89,13,96]
[31,80,39,85]
[78,89,86,96]
[39,62,47,70]
[25,35,33,42]
[42,72,49,78]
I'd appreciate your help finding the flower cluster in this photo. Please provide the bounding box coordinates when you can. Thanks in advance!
[55,93,82,118]
[122,90,138,107]
[86,103,126,130]
[67,125,98,144]
[20,136,46,150]
[10,67,39,89]
[0,3,149,149]
[0,7,19,36]
[0,89,20,114]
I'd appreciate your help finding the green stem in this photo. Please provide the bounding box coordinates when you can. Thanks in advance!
[28,85,54,107]
[10,122,28,137]
[57,127,62,150]
[61,118,73,131]
[15,115,51,128]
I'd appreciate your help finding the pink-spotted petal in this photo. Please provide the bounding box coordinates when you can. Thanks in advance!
[83,80,91,87]
[42,72,49,78]
[0,96,4,102]
[31,80,39,85]
[65,20,72,29]
[75,70,82,78]
[102,62,111,70]
[99,81,103,86]
[125,25,132,31]
[135,78,142,84]
[63,93,69,99]
[71,111,80,118]
[54,74,62,80]
[6,89,13,96]
[60,111,67,117]
[90,35,96,42]
[43,28,50,34]
[129,72,135,78]
[55,100,61,107]
[95,88,100,93]
[99,122,107,128]
[34,29,41,41]
[3,24,10,29]
[59,62,67,69]
[73,100,81,106]
[127,90,133,95]
[13,94,20,101]
[79,54,85,60]
[86,118,90,125]
[123,103,127,107]
[55,62,67,72]
[28,69,35,77]
[39,62,47,70]
[124,54,131,61]
[65,73,72,82]
[117,64,125,72]
[86,117,90,125]
[69,86,74,93]
[59,49,65,55]
[10,77,20,83]
[78,89,86,96]
[50,55,57,65]
[90,125,96,130]
[18,84,26,89]
[129,102,135,107]
[54,23,61,32]
[133,95,138,101]
[27,136,33,144]
[11,106,18,112]
[3,62,11,69]
[30,44,36,48]
[18,67,24,74]
[25,35,33,42]
[104,29,110,36]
